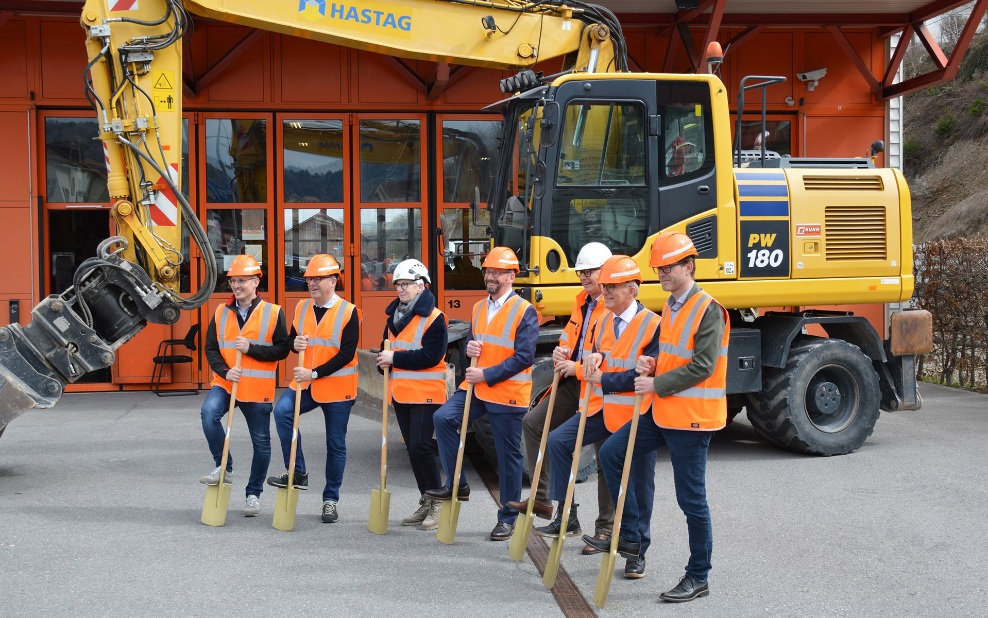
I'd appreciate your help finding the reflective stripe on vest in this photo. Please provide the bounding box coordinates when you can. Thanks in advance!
[292,298,361,402]
[651,291,730,431]
[588,306,661,432]
[462,294,533,407]
[210,300,280,403]
[389,307,448,404]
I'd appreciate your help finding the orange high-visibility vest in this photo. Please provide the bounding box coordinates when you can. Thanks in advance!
[291,298,362,403]
[461,294,533,407]
[559,291,607,370]
[211,301,280,403]
[589,306,661,431]
[389,308,448,405]
[651,291,729,431]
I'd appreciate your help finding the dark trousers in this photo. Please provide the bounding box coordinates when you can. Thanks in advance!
[393,401,442,494]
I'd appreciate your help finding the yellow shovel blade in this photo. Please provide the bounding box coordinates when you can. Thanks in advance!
[508,511,533,561]
[592,549,619,608]
[542,535,567,589]
[436,499,461,545]
[200,483,232,527]
[368,487,391,535]
[272,486,300,531]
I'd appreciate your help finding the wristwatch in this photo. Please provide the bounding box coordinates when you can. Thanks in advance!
[310,370,318,380]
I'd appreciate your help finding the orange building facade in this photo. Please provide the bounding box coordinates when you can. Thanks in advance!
[0,15,894,392]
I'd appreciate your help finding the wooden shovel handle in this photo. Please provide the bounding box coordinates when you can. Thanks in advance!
[286,349,305,485]
[525,370,562,514]
[217,350,243,484]
[450,356,478,500]
[380,341,390,484]
[607,372,645,554]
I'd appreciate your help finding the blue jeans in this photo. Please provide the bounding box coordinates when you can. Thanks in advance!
[272,386,354,502]
[434,389,525,524]
[200,385,272,498]
[599,413,714,581]
[548,412,656,553]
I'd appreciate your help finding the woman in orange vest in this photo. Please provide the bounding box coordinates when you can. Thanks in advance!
[592,232,729,604]
[267,254,362,525]
[375,259,448,531]
[199,255,290,518]
[426,247,539,541]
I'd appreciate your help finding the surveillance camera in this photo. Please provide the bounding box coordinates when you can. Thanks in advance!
[797,68,827,82]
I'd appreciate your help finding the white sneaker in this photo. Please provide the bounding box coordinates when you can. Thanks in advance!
[199,466,232,486]
[244,495,260,517]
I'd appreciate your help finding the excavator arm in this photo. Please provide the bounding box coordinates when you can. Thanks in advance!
[0,0,624,436]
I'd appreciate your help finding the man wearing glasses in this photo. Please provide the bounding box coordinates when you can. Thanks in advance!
[540,254,660,580]
[200,255,291,519]
[268,254,362,525]
[588,232,729,603]
[427,247,539,541]
[506,242,616,553]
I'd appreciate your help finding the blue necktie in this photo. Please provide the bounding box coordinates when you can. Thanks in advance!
[612,316,622,338]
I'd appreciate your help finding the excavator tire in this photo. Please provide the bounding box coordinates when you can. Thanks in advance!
[745,337,880,456]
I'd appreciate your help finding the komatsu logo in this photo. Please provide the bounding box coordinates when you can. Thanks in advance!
[298,0,412,31]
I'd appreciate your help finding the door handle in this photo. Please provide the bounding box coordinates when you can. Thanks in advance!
[697,185,710,194]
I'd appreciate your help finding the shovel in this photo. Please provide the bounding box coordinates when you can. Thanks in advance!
[508,370,562,561]
[593,385,645,608]
[273,350,305,532]
[368,341,392,535]
[542,380,592,589]
[436,357,478,545]
[201,350,242,527]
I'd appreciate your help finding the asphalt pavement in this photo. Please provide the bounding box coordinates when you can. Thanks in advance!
[1,383,986,617]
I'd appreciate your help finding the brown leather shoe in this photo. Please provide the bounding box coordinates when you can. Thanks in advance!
[582,531,610,555]
[505,497,553,519]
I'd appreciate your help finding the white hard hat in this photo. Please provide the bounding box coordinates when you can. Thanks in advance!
[392,259,431,284]
[573,242,612,271]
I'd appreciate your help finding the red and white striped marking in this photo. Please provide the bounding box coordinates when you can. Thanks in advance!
[109,0,139,11]
[103,142,112,175]
[151,164,179,227]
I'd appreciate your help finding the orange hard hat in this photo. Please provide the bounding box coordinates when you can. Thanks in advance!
[482,246,520,273]
[597,255,641,285]
[304,254,341,277]
[226,254,262,278]
[650,232,698,268]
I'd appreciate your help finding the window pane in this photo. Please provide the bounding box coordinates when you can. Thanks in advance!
[360,208,421,290]
[207,208,268,293]
[283,208,345,292]
[359,120,420,202]
[658,82,714,182]
[556,103,646,186]
[206,118,267,203]
[283,119,345,203]
[45,117,109,203]
[442,120,499,203]
[440,208,487,290]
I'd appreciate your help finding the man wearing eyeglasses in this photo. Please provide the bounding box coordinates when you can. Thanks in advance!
[505,242,616,552]
[539,254,660,580]
[427,246,539,541]
[588,232,729,603]
[268,253,362,525]
[200,254,291,519]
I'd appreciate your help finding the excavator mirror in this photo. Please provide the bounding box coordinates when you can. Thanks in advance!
[540,102,559,148]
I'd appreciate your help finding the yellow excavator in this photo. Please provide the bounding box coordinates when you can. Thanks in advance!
[0,0,931,456]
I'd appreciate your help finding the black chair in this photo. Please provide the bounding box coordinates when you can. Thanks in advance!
[151,323,201,396]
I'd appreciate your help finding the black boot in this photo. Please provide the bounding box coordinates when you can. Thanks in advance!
[533,503,582,538]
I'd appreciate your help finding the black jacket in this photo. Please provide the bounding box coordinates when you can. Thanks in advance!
[378,287,448,373]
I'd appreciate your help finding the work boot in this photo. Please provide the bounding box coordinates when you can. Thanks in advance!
[419,499,442,531]
[533,503,582,538]
[402,495,432,526]
[199,466,232,486]
[322,500,339,523]
[244,494,260,517]
[266,470,308,489]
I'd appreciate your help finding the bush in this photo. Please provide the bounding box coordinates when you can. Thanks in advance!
[970,97,984,116]
[903,137,921,159]
[913,237,988,392]
[934,112,958,137]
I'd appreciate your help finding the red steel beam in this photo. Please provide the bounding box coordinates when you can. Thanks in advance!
[189,29,264,94]
[826,25,881,98]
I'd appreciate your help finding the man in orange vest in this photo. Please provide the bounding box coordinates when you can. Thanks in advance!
[267,254,362,524]
[505,242,616,552]
[537,255,660,581]
[586,232,729,603]
[375,259,447,531]
[199,255,291,518]
[426,247,539,541]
